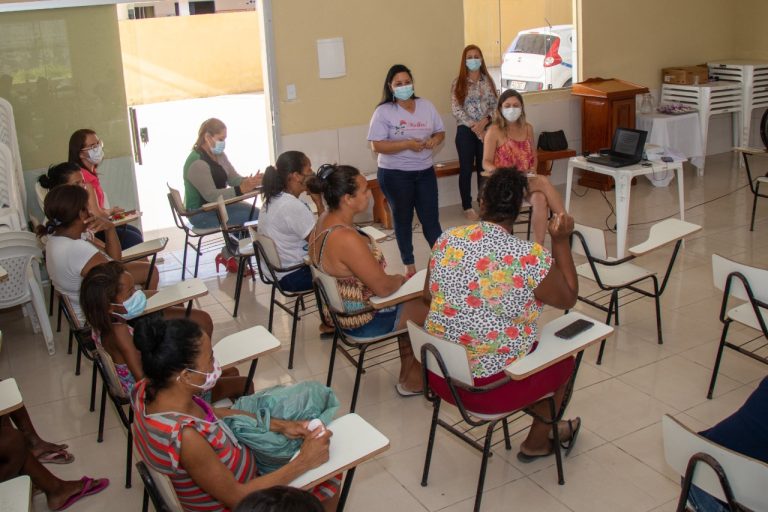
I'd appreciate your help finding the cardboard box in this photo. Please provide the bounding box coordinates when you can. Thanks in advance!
[662,66,709,85]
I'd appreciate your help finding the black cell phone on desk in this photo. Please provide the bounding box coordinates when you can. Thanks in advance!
[555,319,594,339]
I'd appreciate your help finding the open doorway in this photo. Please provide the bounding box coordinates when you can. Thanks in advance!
[117,6,272,235]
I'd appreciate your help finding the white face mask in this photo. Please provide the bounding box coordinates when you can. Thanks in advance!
[87,145,104,164]
[502,107,522,123]
[181,357,222,391]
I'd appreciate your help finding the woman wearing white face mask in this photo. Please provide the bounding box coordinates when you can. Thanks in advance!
[69,128,145,249]
[482,90,566,244]
[450,45,497,221]
[368,64,445,277]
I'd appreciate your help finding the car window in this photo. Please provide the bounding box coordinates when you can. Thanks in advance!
[508,34,558,55]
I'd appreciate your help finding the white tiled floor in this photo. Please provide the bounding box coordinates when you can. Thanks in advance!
[2,151,766,511]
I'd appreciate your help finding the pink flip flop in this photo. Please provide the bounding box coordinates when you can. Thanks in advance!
[56,476,110,511]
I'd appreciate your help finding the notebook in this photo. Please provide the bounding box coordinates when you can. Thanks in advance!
[586,128,648,168]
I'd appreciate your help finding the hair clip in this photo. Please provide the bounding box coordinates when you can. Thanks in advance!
[317,164,336,181]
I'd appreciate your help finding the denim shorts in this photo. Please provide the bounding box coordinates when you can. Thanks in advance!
[343,304,402,339]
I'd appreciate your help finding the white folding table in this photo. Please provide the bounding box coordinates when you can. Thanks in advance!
[565,156,686,258]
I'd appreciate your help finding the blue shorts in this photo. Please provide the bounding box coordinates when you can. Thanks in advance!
[343,304,402,339]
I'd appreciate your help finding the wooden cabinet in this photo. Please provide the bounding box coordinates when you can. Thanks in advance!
[572,78,649,190]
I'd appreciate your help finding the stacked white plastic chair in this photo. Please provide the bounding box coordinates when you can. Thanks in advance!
[0,231,54,354]
[0,97,26,230]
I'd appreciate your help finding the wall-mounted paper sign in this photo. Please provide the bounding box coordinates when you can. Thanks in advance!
[317,37,346,79]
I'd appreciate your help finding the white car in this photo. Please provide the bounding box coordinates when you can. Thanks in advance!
[500,25,575,92]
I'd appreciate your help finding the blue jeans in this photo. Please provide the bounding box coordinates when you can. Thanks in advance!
[189,201,258,230]
[343,305,402,339]
[455,125,485,210]
[687,485,728,512]
[377,167,442,265]
[95,224,144,249]
[278,266,313,292]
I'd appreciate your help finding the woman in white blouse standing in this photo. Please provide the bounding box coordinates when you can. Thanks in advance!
[450,45,498,221]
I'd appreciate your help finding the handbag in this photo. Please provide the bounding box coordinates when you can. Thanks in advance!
[537,130,568,152]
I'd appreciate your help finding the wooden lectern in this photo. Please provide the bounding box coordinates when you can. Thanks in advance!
[572,78,649,190]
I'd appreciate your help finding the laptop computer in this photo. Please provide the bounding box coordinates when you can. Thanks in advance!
[586,128,648,168]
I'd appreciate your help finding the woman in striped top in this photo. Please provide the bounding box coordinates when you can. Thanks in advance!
[131,317,338,512]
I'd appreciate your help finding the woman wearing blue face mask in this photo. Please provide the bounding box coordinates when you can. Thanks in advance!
[81,261,244,399]
[451,45,498,221]
[183,118,261,231]
[368,64,445,277]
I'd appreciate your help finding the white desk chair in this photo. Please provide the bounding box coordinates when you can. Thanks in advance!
[142,278,209,316]
[572,218,701,364]
[213,195,257,318]
[311,266,405,412]
[0,231,54,354]
[662,414,768,512]
[213,325,281,397]
[0,475,31,512]
[736,147,768,231]
[408,313,613,512]
[166,185,221,281]
[252,232,316,369]
[707,254,768,399]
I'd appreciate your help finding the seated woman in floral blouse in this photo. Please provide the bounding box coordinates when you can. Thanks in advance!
[425,169,581,462]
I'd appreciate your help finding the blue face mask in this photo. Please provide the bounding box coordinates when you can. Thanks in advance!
[112,290,147,320]
[212,139,226,155]
[466,58,482,71]
[393,84,414,101]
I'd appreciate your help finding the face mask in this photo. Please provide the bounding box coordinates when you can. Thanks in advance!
[211,139,226,155]
[183,357,222,391]
[393,84,414,101]
[112,289,147,320]
[87,145,104,164]
[502,107,522,123]
[466,58,482,71]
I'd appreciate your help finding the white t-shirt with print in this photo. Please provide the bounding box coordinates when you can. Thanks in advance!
[257,193,315,279]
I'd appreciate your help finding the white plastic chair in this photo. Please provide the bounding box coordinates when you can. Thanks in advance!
[706,254,768,399]
[572,218,701,364]
[0,98,25,226]
[214,194,256,317]
[0,143,23,231]
[0,231,54,354]
[166,184,220,280]
[662,414,768,511]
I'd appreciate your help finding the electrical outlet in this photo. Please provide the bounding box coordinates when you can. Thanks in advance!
[287,84,297,101]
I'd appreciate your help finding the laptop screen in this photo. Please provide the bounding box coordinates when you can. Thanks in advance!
[611,128,645,156]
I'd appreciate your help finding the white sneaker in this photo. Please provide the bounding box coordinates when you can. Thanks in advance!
[463,208,479,221]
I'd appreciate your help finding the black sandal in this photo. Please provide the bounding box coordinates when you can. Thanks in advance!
[559,418,582,457]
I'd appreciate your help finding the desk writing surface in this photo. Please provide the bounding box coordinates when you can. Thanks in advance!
[121,237,168,260]
[201,190,259,211]
[144,279,208,315]
[213,325,281,369]
[369,269,427,309]
[111,211,142,227]
[289,413,390,490]
[0,475,31,512]
[504,313,613,380]
[0,378,23,416]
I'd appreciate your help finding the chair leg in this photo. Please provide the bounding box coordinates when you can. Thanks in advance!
[97,382,107,443]
[549,398,565,485]
[125,408,134,488]
[267,287,276,332]
[142,489,149,512]
[597,293,616,365]
[502,418,512,450]
[181,234,189,281]
[89,363,97,412]
[707,322,731,399]
[336,467,356,512]
[473,421,497,512]
[244,359,257,397]
[56,300,63,333]
[349,346,369,413]
[652,277,663,344]
[67,329,73,355]
[48,285,55,316]
[232,258,245,318]
[750,184,760,231]
[193,237,204,278]
[75,345,82,376]
[288,297,301,370]
[421,399,441,487]
[326,333,339,387]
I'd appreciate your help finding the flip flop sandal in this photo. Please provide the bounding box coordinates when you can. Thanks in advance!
[38,449,75,465]
[560,418,582,457]
[516,441,555,463]
[56,477,110,511]
[395,383,422,397]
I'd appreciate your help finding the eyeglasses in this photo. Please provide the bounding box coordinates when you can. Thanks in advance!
[81,140,103,152]
[317,164,337,181]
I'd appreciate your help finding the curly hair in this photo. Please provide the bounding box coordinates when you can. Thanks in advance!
[479,169,529,224]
